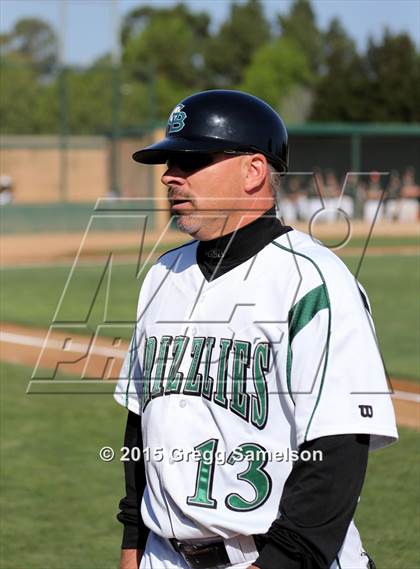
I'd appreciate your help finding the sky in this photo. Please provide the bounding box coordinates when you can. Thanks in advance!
[0,0,419,65]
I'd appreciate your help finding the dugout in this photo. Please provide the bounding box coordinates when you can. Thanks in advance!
[287,123,420,186]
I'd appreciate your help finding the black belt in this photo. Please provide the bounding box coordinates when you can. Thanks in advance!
[170,535,265,569]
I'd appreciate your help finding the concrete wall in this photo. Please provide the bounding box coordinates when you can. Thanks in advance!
[119,136,154,199]
[0,135,155,203]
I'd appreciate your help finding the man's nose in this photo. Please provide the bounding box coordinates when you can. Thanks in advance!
[161,166,187,187]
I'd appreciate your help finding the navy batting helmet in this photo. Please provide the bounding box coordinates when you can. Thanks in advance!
[133,90,289,173]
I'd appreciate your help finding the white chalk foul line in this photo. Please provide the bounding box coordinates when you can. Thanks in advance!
[1,330,420,403]
[392,390,420,404]
[0,331,126,359]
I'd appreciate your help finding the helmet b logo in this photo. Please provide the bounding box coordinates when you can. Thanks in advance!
[168,104,187,133]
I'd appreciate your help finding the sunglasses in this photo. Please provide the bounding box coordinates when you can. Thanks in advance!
[166,151,254,173]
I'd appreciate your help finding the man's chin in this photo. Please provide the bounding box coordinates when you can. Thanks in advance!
[175,215,201,236]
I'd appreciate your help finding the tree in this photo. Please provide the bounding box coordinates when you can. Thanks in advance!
[277,0,323,77]
[0,17,58,73]
[53,56,140,135]
[310,18,367,121]
[0,18,60,133]
[241,37,311,115]
[364,30,420,122]
[0,62,59,133]
[120,3,211,122]
[204,0,271,88]
[122,4,210,89]
[311,22,420,122]
[121,4,209,48]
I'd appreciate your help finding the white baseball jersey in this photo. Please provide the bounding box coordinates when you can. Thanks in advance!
[114,228,397,568]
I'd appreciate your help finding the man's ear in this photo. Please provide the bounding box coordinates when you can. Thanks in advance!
[243,154,268,194]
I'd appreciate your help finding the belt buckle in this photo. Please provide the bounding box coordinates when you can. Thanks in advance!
[172,539,231,569]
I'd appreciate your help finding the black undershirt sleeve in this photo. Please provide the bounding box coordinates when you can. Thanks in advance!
[254,434,370,569]
[116,410,150,550]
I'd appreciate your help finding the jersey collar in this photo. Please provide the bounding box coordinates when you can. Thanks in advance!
[196,207,292,281]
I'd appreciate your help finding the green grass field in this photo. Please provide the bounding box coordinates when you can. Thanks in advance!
[1,361,418,569]
[355,430,420,568]
[0,362,123,569]
[2,249,418,379]
[319,233,419,250]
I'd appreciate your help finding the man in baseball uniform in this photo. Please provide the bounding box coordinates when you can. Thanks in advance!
[114,90,397,569]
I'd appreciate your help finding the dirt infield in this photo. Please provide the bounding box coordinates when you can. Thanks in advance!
[0,230,178,266]
[1,322,418,430]
[1,221,418,267]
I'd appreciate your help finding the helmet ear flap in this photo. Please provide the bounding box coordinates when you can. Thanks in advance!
[133,90,288,173]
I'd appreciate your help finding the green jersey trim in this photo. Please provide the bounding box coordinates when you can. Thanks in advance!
[288,284,329,343]
[272,241,332,442]
[286,283,329,405]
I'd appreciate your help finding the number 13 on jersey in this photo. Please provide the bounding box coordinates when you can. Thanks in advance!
[186,439,273,511]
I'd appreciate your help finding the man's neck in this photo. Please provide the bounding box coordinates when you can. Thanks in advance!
[196,206,293,281]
